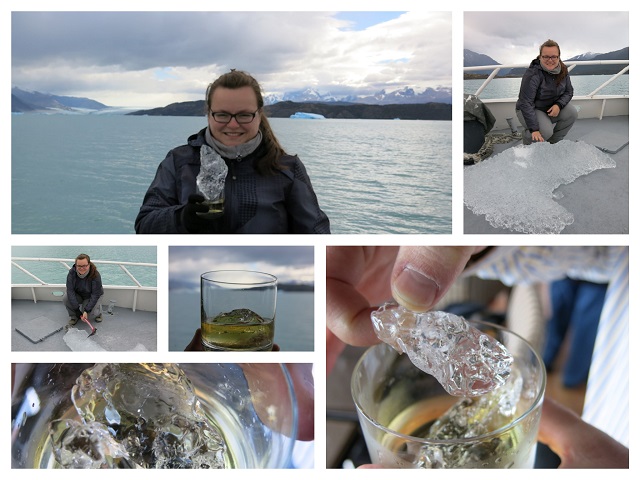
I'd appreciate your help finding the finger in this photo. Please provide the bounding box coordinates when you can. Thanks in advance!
[326,247,382,346]
[188,193,205,204]
[538,397,629,468]
[184,328,204,351]
[285,364,314,441]
[390,246,484,311]
[326,328,346,376]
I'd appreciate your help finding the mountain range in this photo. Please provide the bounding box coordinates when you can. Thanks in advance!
[11,84,452,114]
[464,46,629,77]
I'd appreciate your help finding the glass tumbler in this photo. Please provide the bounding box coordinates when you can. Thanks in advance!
[351,319,546,468]
[201,270,277,351]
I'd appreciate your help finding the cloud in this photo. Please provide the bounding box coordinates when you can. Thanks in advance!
[464,12,628,65]
[169,246,314,286]
[12,11,451,107]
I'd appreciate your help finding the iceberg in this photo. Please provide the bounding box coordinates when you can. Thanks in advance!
[290,112,325,119]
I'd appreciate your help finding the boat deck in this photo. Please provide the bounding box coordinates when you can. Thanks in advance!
[464,115,629,234]
[11,299,157,352]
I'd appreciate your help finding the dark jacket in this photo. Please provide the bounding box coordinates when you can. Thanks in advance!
[66,266,104,312]
[135,128,330,234]
[515,58,574,132]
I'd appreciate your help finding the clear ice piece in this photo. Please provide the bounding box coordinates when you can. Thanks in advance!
[49,363,227,469]
[464,141,616,234]
[418,368,525,468]
[196,145,228,201]
[371,302,512,396]
[213,308,266,324]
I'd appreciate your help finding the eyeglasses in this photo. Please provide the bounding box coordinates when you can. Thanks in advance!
[541,55,559,61]
[210,110,259,124]
[75,263,89,269]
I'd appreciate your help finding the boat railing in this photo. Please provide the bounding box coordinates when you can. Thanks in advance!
[11,257,157,312]
[464,60,629,98]
[464,60,629,128]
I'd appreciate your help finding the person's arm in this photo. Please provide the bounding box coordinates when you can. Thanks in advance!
[66,271,80,311]
[285,157,331,234]
[85,273,104,312]
[555,74,574,109]
[135,151,187,234]
[517,69,543,133]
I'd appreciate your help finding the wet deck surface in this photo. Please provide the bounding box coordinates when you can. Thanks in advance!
[12,300,157,352]
[464,115,629,234]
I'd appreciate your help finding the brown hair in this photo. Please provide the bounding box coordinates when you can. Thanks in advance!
[538,39,568,85]
[75,253,99,280]
[206,70,287,175]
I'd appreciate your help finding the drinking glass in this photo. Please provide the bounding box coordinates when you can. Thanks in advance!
[196,190,225,220]
[201,270,277,351]
[11,363,298,468]
[351,319,546,468]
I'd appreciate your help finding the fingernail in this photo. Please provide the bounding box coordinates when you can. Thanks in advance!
[393,266,439,311]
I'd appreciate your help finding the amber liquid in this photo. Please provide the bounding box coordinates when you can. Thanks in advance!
[201,319,274,351]
[196,199,224,220]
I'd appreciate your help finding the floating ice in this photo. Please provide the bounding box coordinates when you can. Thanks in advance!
[289,112,325,119]
[196,145,228,201]
[464,140,616,234]
[49,363,226,469]
[371,302,512,396]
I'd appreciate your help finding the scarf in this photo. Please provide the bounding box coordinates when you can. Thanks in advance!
[205,127,263,160]
[76,268,89,279]
[540,61,562,75]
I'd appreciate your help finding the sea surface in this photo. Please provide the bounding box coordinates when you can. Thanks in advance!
[464,73,629,99]
[12,115,452,234]
[11,245,157,286]
[169,290,314,352]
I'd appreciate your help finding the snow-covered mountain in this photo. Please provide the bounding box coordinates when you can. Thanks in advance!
[264,85,452,105]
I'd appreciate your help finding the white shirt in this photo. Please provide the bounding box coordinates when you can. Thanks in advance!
[466,246,629,447]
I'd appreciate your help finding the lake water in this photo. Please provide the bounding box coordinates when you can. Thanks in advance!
[464,74,629,99]
[12,115,452,234]
[169,290,314,352]
[11,245,157,287]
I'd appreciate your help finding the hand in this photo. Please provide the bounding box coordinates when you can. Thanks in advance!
[547,104,560,117]
[531,130,545,142]
[180,193,213,233]
[538,397,629,468]
[326,246,485,351]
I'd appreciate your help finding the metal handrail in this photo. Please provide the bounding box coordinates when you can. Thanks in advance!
[464,60,629,98]
[11,257,157,311]
[11,257,156,287]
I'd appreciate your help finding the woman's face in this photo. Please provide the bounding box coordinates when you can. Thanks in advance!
[208,86,261,147]
[540,46,561,70]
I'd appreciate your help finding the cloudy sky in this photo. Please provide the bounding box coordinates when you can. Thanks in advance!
[11,11,451,108]
[169,246,314,291]
[464,11,629,65]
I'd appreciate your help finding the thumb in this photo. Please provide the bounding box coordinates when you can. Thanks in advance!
[390,246,484,311]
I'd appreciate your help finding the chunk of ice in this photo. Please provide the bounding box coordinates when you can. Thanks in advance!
[371,302,512,396]
[196,145,228,201]
[464,140,616,234]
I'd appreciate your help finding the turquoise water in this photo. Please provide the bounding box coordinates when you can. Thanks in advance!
[11,245,157,287]
[12,115,452,234]
[464,73,629,99]
[169,290,314,352]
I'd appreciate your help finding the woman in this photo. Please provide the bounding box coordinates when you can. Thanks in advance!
[63,254,104,330]
[135,70,330,234]
[516,39,578,145]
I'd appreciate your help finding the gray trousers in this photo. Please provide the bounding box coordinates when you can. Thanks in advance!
[517,103,578,144]
[63,293,103,321]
